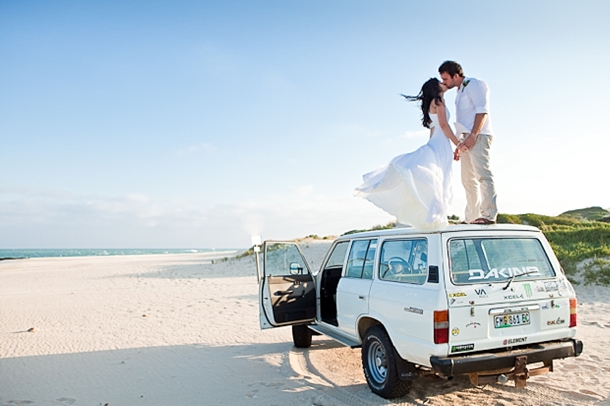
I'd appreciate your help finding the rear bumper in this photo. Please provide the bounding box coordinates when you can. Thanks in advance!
[430,339,583,376]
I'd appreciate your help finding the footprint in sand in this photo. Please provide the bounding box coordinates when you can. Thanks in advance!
[245,381,286,398]
[245,389,259,398]
[583,321,605,328]
[56,398,77,405]
[580,389,601,397]
[5,401,35,405]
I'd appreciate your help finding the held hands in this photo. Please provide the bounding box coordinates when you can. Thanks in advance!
[453,148,460,161]
[454,133,476,161]
[454,141,468,161]
[459,133,476,151]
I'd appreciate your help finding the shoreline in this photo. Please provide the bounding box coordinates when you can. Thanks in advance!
[0,248,242,262]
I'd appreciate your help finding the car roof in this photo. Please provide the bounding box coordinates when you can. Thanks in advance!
[336,224,540,241]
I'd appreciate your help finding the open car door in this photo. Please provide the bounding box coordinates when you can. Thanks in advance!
[258,241,316,329]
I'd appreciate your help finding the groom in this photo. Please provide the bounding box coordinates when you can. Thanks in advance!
[439,60,498,224]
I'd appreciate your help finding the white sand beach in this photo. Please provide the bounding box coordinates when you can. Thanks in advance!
[1,241,609,406]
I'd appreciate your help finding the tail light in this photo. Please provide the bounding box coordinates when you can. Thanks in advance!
[569,298,577,327]
[434,310,449,344]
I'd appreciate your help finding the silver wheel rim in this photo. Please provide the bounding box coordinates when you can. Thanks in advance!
[367,339,387,384]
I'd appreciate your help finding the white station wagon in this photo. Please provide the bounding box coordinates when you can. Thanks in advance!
[256,224,583,399]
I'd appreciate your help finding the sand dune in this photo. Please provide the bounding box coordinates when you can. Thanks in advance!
[0,242,608,405]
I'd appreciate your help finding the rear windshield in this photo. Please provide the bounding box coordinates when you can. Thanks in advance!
[449,237,555,285]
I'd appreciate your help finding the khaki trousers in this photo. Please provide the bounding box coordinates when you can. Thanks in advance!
[460,134,498,222]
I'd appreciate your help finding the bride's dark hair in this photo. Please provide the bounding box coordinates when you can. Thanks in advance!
[402,78,443,128]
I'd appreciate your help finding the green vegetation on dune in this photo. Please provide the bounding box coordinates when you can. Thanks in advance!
[558,206,610,222]
[499,210,610,285]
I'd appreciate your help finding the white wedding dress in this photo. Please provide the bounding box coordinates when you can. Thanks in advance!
[354,112,454,229]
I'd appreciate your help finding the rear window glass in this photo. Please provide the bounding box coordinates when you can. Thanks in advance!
[449,238,555,284]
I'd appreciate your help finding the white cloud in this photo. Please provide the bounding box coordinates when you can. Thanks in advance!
[294,185,313,197]
[0,186,392,248]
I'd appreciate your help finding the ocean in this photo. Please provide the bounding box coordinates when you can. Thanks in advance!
[0,248,241,260]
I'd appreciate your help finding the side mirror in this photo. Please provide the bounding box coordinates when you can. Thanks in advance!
[289,262,303,275]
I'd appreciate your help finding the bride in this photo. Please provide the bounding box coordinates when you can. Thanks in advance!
[354,78,460,228]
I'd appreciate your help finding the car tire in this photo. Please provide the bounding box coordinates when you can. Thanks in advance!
[292,324,313,348]
[362,325,412,399]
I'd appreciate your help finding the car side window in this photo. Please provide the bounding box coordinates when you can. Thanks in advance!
[324,241,349,269]
[379,239,428,284]
[345,239,377,279]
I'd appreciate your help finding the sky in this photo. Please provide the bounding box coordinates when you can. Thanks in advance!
[1,0,609,249]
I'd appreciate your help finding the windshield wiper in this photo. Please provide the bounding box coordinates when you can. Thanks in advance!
[503,269,539,290]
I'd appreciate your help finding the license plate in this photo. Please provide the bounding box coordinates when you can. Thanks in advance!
[494,312,530,328]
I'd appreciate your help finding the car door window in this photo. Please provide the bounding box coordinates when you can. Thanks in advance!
[346,239,377,279]
[264,242,310,276]
[379,239,428,284]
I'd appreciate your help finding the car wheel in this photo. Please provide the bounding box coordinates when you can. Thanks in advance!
[362,325,411,399]
[292,324,312,348]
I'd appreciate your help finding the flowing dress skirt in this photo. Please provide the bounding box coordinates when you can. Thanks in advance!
[354,128,453,229]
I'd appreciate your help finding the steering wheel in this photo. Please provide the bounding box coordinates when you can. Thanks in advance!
[383,256,413,277]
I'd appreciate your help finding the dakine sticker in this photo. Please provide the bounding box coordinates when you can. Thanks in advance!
[451,344,474,353]
[468,266,541,281]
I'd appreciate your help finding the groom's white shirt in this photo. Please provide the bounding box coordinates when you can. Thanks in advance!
[455,77,494,136]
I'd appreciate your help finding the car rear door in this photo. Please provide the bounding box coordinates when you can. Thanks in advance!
[336,238,377,337]
[444,230,574,354]
[258,241,316,329]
